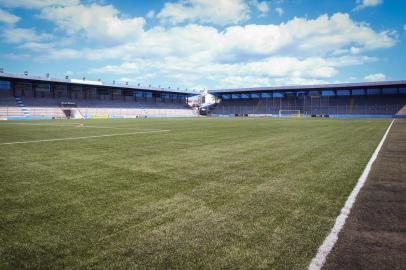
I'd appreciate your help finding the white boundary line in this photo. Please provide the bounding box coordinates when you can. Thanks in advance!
[308,119,395,270]
[0,122,162,131]
[0,130,170,145]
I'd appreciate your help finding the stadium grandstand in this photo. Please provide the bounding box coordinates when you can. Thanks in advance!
[2,71,406,120]
[206,81,406,118]
[0,72,198,120]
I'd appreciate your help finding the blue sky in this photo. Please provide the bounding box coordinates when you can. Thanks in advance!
[0,0,405,90]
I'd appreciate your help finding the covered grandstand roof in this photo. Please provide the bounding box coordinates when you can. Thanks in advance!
[0,72,198,95]
[209,80,406,94]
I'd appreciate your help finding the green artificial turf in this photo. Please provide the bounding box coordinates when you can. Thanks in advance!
[0,118,391,269]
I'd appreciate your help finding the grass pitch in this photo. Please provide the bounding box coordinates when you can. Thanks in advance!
[0,118,391,269]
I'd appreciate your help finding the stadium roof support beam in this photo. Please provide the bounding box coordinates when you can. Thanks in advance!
[0,72,197,96]
[209,81,406,95]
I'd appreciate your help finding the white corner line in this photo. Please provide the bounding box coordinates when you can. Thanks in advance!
[308,119,395,270]
[0,130,170,145]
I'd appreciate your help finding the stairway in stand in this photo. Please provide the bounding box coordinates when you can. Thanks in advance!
[15,97,30,117]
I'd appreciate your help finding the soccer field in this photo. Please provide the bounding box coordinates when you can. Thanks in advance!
[0,118,391,269]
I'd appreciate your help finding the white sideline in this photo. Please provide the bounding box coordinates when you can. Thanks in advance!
[308,119,395,270]
[0,130,170,145]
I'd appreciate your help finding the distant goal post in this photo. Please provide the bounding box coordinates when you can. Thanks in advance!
[278,110,303,118]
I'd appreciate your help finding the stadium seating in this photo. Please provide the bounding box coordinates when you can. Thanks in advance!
[0,92,196,119]
[211,95,406,117]
[0,96,25,119]
[23,98,66,118]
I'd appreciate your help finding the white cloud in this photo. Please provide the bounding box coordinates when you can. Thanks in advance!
[81,24,223,61]
[1,27,52,43]
[207,57,340,78]
[18,42,54,51]
[354,0,383,11]
[157,0,250,25]
[251,0,269,15]
[33,13,396,62]
[94,57,336,79]
[1,52,32,61]
[146,10,155,19]
[0,8,20,24]
[46,48,81,60]
[219,76,332,89]
[90,62,141,74]
[39,3,145,44]
[87,54,376,89]
[0,0,79,8]
[220,75,272,87]
[219,13,396,59]
[404,24,406,32]
[15,9,396,88]
[275,7,284,16]
[364,73,386,81]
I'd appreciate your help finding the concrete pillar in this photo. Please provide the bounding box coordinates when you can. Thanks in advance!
[11,80,15,96]
[32,83,36,98]
[50,84,55,98]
